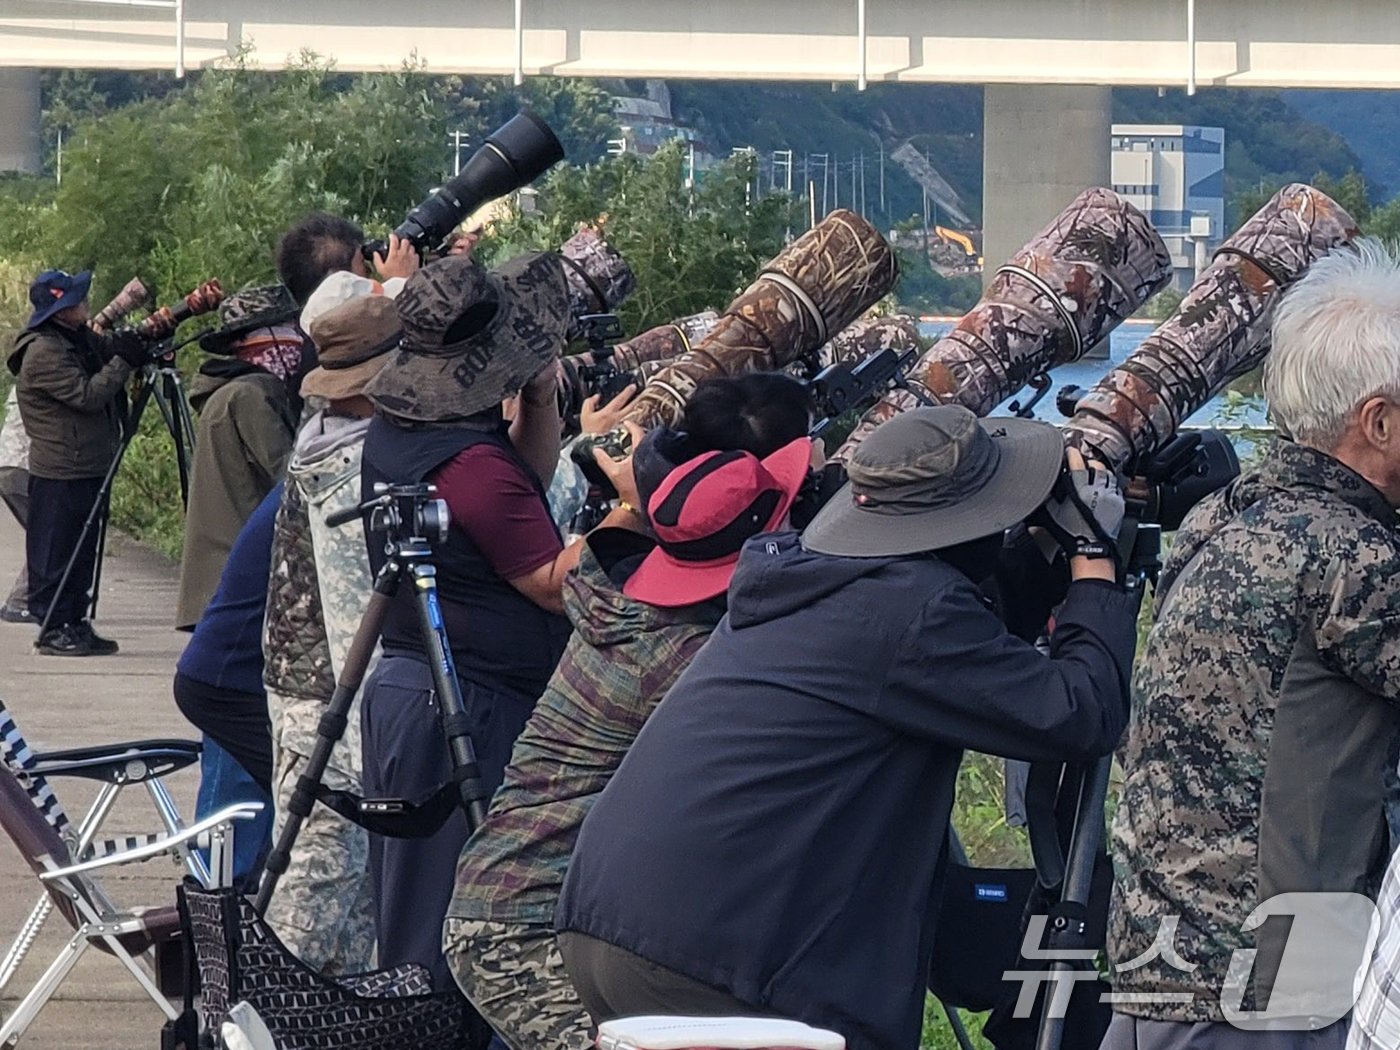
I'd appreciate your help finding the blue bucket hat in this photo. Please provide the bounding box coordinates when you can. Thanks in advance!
[26,270,93,330]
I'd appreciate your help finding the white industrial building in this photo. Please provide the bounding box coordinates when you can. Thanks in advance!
[1111,124,1226,289]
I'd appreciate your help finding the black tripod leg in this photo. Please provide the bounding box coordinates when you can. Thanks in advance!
[408,564,490,830]
[36,375,155,640]
[86,492,111,623]
[255,565,400,913]
[1032,755,1112,1050]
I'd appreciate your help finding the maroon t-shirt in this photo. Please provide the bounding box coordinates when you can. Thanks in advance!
[431,444,562,581]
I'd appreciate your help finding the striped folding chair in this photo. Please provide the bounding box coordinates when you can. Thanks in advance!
[0,694,234,1043]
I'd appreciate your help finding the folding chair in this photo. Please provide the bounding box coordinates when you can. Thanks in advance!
[0,695,209,996]
[0,761,262,1046]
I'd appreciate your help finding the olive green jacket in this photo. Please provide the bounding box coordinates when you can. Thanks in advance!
[8,323,131,481]
[175,365,295,629]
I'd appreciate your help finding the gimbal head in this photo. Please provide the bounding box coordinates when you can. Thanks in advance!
[326,482,451,549]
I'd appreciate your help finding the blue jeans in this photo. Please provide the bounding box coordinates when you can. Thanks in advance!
[195,735,273,883]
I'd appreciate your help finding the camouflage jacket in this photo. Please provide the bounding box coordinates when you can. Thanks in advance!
[447,529,723,926]
[1109,440,1400,1022]
[263,412,373,706]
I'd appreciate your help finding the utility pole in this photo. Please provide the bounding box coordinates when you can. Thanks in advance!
[851,151,862,218]
[878,145,886,219]
[850,156,857,215]
[449,130,471,176]
[810,153,829,217]
[833,154,840,209]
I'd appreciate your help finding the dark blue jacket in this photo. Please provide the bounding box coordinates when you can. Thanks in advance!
[556,530,1139,1050]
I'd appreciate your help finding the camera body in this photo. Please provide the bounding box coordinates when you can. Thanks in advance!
[558,313,639,429]
[1056,384,1241,531]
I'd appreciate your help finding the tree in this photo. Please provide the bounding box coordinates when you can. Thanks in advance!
[483,141,802,333]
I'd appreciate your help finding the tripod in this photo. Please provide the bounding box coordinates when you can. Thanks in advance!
[1030,520,1160,1050]
[35,349,198,640]
[256,483,491,913]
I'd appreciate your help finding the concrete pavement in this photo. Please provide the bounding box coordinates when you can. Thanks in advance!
[0,511,202,1049]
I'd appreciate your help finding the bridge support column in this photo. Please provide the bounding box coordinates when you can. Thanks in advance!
[982,84,1111,284]
[0,69,42,174]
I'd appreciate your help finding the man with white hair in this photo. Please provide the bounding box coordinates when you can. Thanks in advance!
[1101,238,1400,1049]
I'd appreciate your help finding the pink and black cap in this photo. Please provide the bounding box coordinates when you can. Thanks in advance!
[624,437,813,608]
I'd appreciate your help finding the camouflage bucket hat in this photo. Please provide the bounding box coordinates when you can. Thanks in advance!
[802,405,1065,557]
[365,252,569,422]
[199,283,299,355]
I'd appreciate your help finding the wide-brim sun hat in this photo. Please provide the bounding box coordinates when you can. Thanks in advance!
[26,269,92,330]
[624,437,814,608]
[802,405,1065,557]
[364,251,570,422]
[299,294,402,402]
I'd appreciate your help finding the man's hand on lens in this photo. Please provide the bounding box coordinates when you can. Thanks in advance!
[373,233,421,282]
[593,421,646,513]
[580,384,638,435]
[111,331,149,368]
[1043,447,1124,578]
[446,229,481,259]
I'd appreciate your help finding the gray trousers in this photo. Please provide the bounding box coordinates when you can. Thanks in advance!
[0,466,28,608]
[557,931,773,1024]
[1099,1014,1349,1050]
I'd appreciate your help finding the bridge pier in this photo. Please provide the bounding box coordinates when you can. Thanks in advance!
[0,69,41,174]
[981,85,1111,283]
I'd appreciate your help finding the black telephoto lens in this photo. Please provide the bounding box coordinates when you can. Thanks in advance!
[391,110,565,252]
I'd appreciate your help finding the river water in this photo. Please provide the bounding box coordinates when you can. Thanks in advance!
[917,319,1267,428]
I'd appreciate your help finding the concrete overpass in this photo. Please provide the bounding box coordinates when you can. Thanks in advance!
[5,0,1400,274]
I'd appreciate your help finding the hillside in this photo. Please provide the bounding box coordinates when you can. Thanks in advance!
[669,81,1369,230]
[1280,89,1400,201]
[33,71,1374,231]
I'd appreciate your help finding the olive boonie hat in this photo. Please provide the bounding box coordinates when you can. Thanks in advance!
[802,405,1064,557]
[198,283,299,354]
[300,296,401,402]
[364,252,569,421]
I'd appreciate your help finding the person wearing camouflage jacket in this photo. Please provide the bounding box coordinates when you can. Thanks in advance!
[1105,241,1400,1050]
[260,293,402,973]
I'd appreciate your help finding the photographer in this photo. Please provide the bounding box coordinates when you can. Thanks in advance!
[555,405,1140,1050]
[443,373,819,1050]
[175,285,304,630]
[275,212,419,305]
[356,252,645,987]
[260,290,406,974]
[1105,241,1400,1050]
[6,270,147,656]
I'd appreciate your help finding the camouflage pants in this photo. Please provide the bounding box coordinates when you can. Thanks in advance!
[443,917,594,1050]
[264,691,376,975]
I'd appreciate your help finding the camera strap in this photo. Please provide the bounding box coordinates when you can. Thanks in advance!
[560,253,611,315]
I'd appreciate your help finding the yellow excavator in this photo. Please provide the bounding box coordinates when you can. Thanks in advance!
[935,225,982,267]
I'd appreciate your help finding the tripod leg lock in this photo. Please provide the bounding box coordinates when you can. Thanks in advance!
[317,708,348,740]
[1042,900,1092,953]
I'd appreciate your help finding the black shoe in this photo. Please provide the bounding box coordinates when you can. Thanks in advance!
[35,623,95,657]
[75,621,119,656]
[0,602,32,624]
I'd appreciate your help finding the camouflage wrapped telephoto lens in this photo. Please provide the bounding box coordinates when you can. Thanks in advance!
[90,277,150,333]
[623,209,899,428]
[807,315,923,371]
[560,226,636,342]
[837,188,1171,457]
[1065,183,1361,471]
[557,310,720,418]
